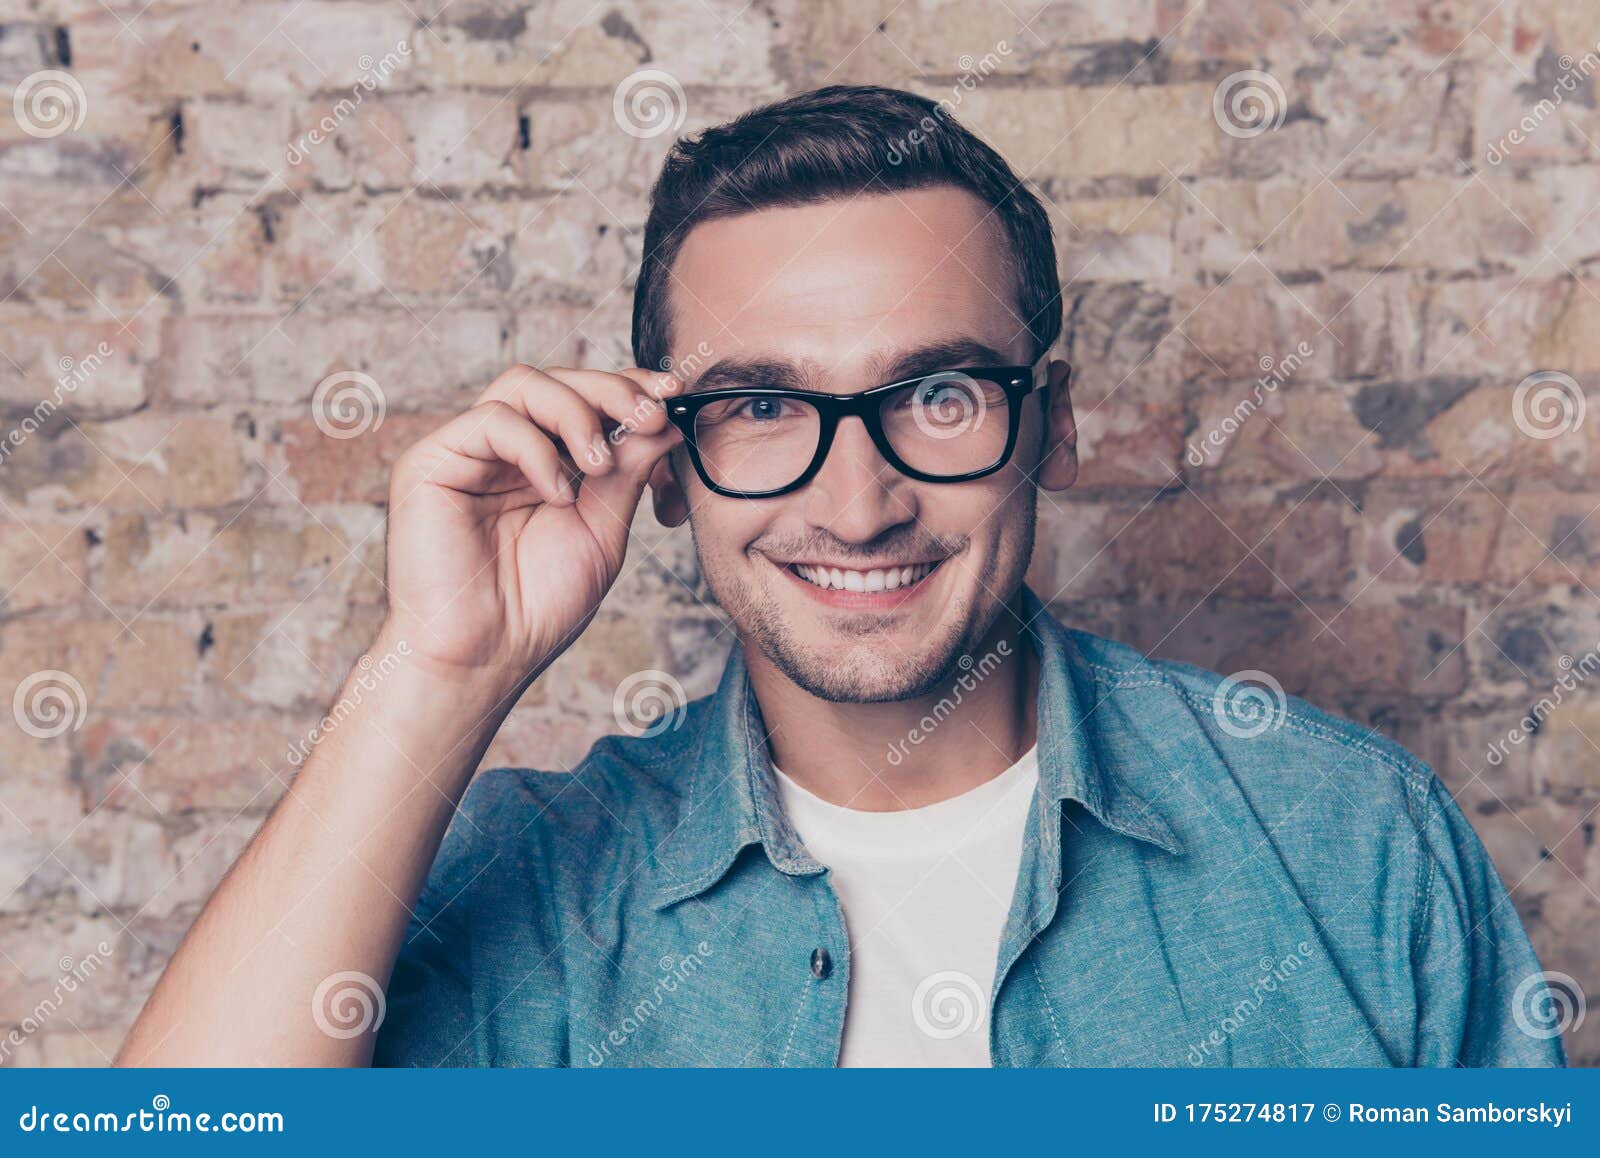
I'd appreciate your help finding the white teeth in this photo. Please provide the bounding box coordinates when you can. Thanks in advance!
[791,561,938,591]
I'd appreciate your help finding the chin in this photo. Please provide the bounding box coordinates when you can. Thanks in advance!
[759,622,974,704]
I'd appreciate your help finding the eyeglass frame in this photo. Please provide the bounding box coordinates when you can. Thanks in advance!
[662,361,1060,499]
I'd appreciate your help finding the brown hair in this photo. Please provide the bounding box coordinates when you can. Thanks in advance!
[631,84,1062,371]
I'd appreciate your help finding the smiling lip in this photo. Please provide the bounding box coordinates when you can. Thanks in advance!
[773,557,946,608]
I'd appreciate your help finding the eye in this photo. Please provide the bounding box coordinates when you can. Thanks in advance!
[737,397,788,422]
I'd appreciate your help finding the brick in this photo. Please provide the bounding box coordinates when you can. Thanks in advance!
[275,412,443,504]
[202,603,387,713]
[948,84,1222,182]
[0,412,257,511]
[0,614,201,714]
[158,311,506,408]
[415,0,785,89]
[0,516,90,612]
[0,317,153,414]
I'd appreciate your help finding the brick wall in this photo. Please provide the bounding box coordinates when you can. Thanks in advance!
[1,0,1595,1064]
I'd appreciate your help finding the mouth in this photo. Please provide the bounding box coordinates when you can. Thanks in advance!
[786,560,942,593]
[768,555,950,610]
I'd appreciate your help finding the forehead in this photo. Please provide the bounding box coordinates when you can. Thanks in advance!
[666,186,1026,377]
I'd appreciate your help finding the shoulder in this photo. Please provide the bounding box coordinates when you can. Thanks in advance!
[1062,627,1436,835]
[420,697,710,907]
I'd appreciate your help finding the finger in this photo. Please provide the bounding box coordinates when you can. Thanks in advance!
[619,368,688,410]
[418,401,575,505]
[574,424,683,531]
[478,367,612,477]
[541,367,676,437]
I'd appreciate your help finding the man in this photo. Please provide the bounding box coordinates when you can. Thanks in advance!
[119,85,1563,1067]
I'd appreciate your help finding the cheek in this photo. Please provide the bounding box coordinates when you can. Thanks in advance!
[686,497,771,566]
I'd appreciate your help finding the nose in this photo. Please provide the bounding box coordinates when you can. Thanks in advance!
[800,415,916,542]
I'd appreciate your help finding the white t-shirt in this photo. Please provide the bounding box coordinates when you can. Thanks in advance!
[773,747,1039,1067]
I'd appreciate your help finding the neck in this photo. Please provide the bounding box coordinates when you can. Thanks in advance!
[746,601,1039,811]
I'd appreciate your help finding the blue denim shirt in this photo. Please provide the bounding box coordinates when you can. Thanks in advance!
[375,589,1565,1067]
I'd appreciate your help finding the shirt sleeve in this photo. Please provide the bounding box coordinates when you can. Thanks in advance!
[372,805,481,1068]
[1411,774,1568,1067]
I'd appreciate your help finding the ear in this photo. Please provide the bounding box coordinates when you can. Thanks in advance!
[649,451,690,527]
[1035,359,1078,492]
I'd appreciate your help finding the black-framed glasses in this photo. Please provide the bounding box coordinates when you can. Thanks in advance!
[664,364,1053,499]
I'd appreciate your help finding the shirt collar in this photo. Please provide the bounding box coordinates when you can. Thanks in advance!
[650,586,1183,911]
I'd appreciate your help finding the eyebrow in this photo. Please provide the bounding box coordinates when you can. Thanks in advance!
[684,336,1017,394]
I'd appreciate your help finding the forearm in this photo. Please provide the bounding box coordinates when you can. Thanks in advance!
[117,626,523,1066]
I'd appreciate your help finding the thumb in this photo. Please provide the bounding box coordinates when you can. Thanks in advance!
[573,424,683,549]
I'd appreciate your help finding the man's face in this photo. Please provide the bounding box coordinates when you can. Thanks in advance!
[654,186,1066,703]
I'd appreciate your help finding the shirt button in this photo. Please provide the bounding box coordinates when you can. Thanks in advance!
[810,948,832,979]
